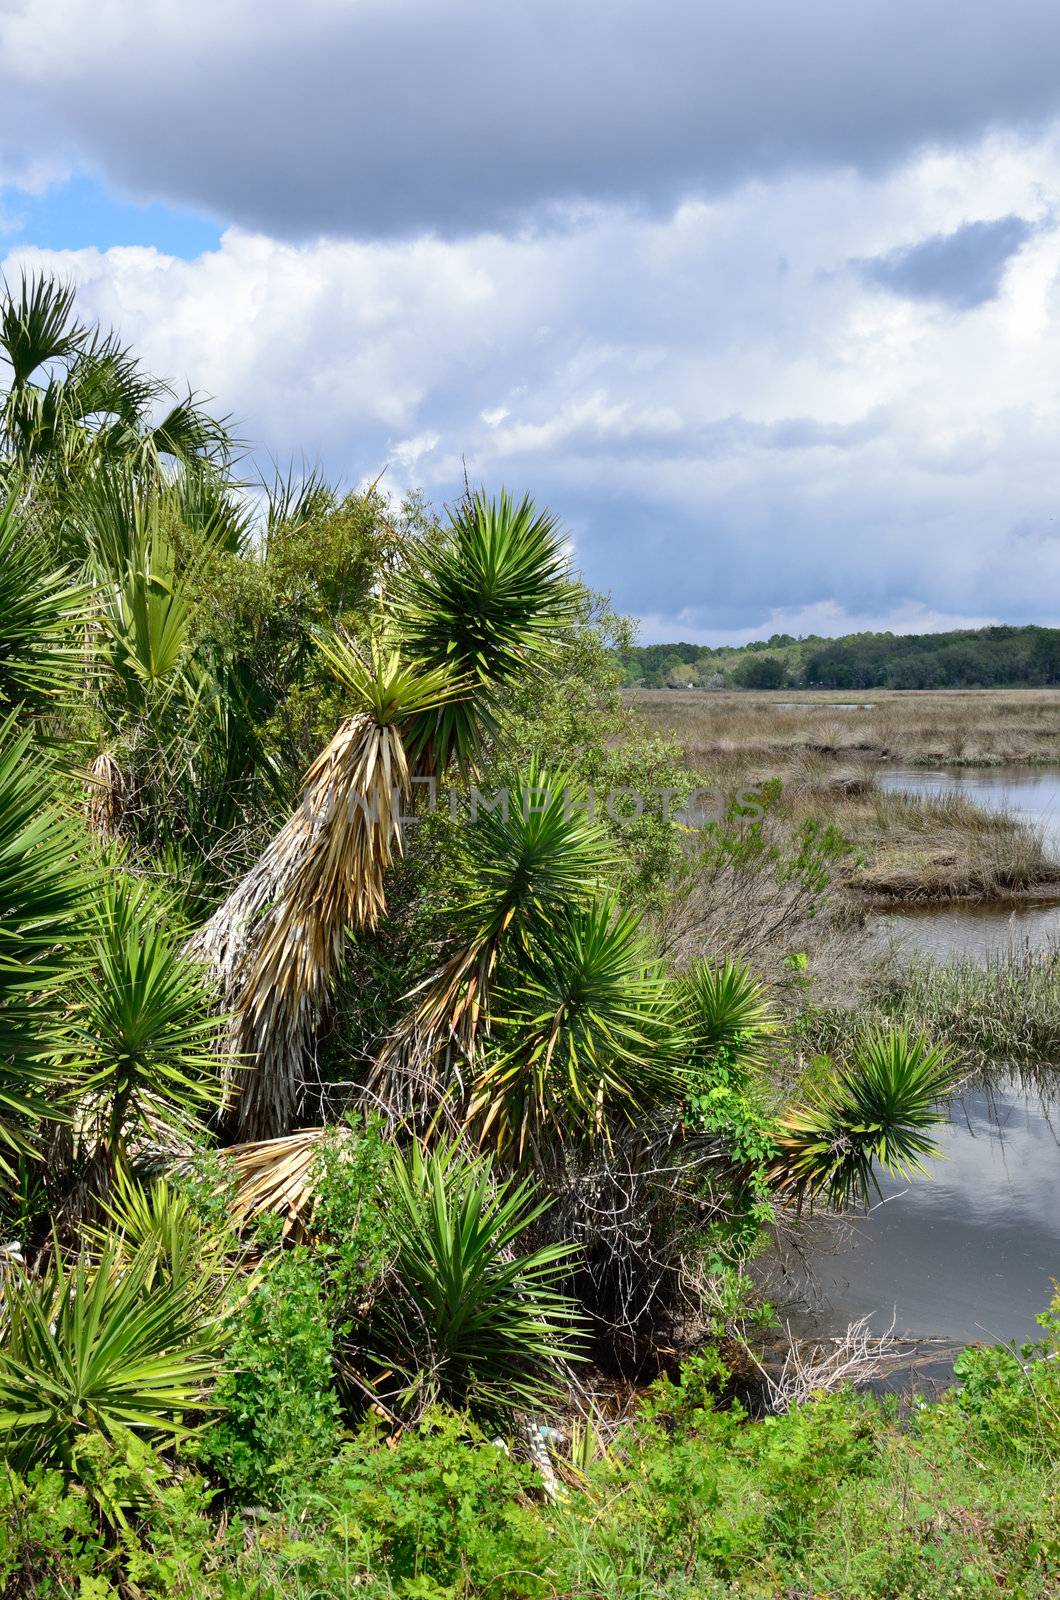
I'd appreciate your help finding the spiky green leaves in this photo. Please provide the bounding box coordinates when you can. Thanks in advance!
[681,957,777,1076]
[474,899,682,1157]
[772,1027,960,1211]
[0,496,88,717]
[457,763,616,947]
[364,1141,584,1422]
[0,1239,223,1481]
[318,633,469,726]
[0,717,90,1173]
[1,272,229,487]
[396,491,579,771]
[74,878,226,1157]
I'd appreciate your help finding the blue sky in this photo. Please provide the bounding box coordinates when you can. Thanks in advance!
[1,174,220,258]
[3,0,1060,643]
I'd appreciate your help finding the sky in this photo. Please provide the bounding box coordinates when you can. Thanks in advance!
[3,1,1060,644]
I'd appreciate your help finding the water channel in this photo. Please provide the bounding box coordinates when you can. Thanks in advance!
[800,763,1060,1366]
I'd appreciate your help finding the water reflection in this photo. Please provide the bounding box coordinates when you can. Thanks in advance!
[873,765,1060,959]
[878,766,1060,854]
[802,1076,1060,1347]
[869,899,1060,961]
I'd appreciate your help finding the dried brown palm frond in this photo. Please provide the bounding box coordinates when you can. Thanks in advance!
[220,1127,339,1236]
[86,751,125,840]
[372,938,504,1123]
[185,643,466,1142]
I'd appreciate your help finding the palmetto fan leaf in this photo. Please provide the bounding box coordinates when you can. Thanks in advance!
[1,272,231,487]
[396,490,579,772]
[470,897,683,1159]
[0,717,90,1173]
[0,273,84,392]
[186,641,466,1140]
[374,765,614,1108]
[771,1027,960,1212]
[220,1126,333,1236]
[0,493,89,716]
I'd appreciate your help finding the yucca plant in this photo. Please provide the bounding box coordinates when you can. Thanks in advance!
[186,641,466,1139]
[470,897,683,1159]
[0,1238,223,1481]
[682,957,777,1076]
[362,1140,584,1422]
[190,494,577,1141]
[771,1027,960,1212]
[73,876,226,1167]
[395,489,579,772]
[376,763,615,1107]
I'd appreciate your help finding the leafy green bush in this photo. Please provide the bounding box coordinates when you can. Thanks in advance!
[293,1411,552,1599]
[309,1112,393,1314]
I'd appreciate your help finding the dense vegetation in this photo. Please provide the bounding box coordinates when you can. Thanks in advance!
[620,624,1060,690]
[1,275,1057,1597]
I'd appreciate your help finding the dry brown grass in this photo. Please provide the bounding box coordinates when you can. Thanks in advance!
[627,687,1060,771]
[628,689,1060,902]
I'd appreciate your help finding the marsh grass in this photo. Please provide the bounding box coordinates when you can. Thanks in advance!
[629,690,1060,902]
[628,686,1060,769]
[799,944,1060,1072]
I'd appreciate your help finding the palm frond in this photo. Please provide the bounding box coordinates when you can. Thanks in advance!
[0,493,89,716]
[0,273,84,390]
[219,1127,334,1236]
[0,717,89,1173]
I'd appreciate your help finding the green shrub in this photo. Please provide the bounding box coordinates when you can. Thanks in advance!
[195,1247,342,1505]
[309,1112,393,1314]
[289,1410,552,1599]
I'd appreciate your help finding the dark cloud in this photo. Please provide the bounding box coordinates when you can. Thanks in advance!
[4,0,1060,238]
[859,216,1035,308]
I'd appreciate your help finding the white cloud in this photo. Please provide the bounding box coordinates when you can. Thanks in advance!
[8,132,1060,641]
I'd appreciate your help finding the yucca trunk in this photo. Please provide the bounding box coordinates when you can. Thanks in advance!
[185,711,410,1140]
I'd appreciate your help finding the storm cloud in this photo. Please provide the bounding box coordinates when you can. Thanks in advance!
[4,0,1060,238]
[860,216,1035,308]
[4,3,1060,640]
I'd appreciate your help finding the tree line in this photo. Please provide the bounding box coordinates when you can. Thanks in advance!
[619,623,1060,690]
